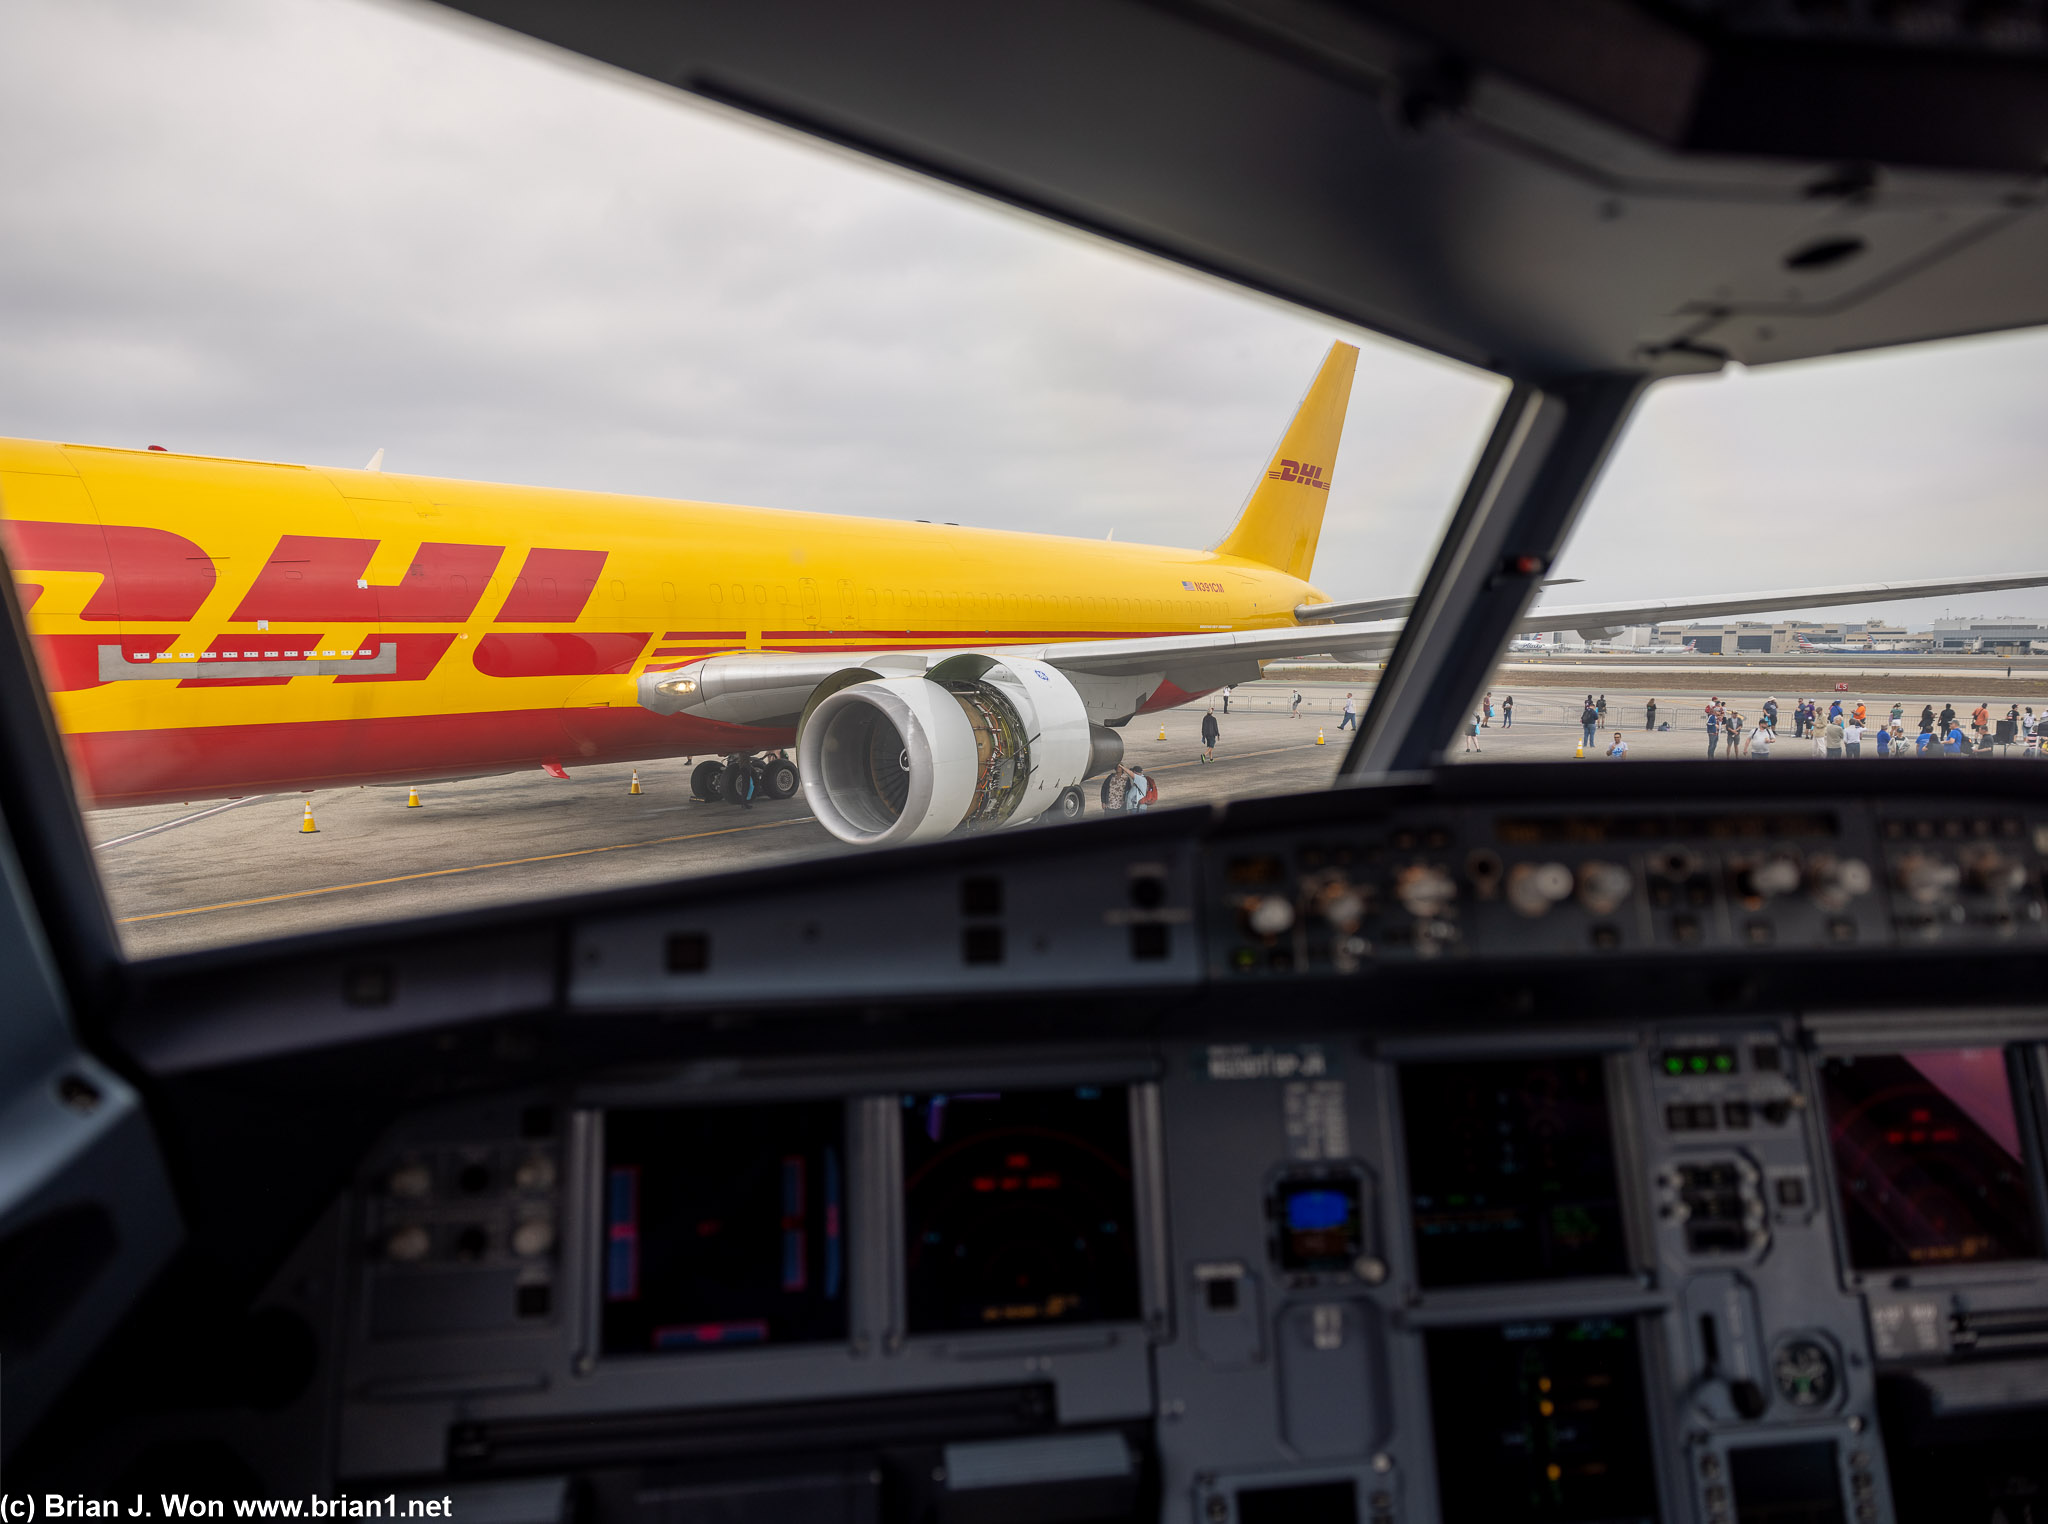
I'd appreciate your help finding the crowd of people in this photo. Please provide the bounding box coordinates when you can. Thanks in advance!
[1674,695,2048,759]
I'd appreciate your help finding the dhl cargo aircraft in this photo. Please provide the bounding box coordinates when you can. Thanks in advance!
[6,342,2047,846]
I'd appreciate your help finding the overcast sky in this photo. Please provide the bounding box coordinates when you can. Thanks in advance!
[4,0,2047,630]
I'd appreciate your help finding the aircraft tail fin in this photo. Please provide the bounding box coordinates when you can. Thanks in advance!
[1212,341,1357,581]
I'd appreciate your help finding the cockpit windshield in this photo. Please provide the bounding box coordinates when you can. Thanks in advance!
[0,0,1504,957]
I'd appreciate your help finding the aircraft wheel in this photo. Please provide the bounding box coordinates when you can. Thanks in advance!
[761,758,799,800]
[690,760,723,801]
[1054,786,1086,823]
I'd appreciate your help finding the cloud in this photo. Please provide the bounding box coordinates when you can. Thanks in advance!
[2,0,2042,636]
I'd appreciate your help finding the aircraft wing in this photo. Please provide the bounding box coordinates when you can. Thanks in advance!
[643,569,2048,727]
[1517,571,2048,640]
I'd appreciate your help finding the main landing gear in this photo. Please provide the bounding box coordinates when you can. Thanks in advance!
[690,752,800,804]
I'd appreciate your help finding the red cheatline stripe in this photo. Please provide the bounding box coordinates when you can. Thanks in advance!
[118,816,815,922]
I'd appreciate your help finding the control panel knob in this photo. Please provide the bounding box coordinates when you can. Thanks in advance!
[1312,883,1367,933]
[1895,853,1962,906]
[514,1155,557,1192]
[1807,854,1873,910]
[388,1163,431,1200]
[1395,863,1457,918]
[1961,848,2028,897]
[1739,855,1802,901]
[511,1218,556,1258]
[1246,895,1296,937]
[385,1223,431,1263]
[1506,861,1575,918]
[1577,859,1633,917]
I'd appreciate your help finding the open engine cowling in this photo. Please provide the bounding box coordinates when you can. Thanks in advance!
[797,654,1107,847]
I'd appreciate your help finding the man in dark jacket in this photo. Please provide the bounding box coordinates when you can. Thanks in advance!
[1200,707,1220,763]
[723,753,757,810]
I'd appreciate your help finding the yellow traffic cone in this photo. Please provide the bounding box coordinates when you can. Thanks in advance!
[629,769,642,795]
[1316,727,1326,745]
[1157,723,1167,741]
[405,785,421,808]
[300,801,318,833]
[1575,743,1585,759]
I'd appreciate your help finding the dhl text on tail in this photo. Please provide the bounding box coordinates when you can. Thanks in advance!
[6,342,2047,846]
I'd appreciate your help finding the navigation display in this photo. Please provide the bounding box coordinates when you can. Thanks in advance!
[1818,1048,2042,1270]
[1401,1057,1630,1288]
[1425,1317,1660,1524]
[601,1101,846,1355]
[902,1087,1140,1334]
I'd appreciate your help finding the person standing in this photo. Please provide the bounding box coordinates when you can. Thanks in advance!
[1748,718,1774,759]
[1607,731,1629,759]
[1201,706,1220,762]
[1843,718,1863,757]
[1289,691,1303,720]
[1763,697,1779,732]
[1580,699,1599,751]
[1852,701,1867,728]
[1103,763,1131,810]
[1791,700,1805,739]
[1705,700,1720,758]
[1725,710,1744,757]
[1481,692,1493,727]
[723,753,757,810]
[1918,707,1936,755]
[1944,721,1966,756]
[1502,695,1515,729]
[1646,697,1658,731]
[1339,692,1357,731]
[1973,702,1991,744]
[1467,711,1483,752]
[1596,694,1608,728]
[1125,765,1152,810]
[1823,715,1845,758]
[1889,702,1903,726]
[1222,686,1231,714]
[1874,724,1891,758]
[1939,701,1956,732]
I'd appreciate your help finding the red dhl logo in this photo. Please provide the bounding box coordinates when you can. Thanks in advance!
[1267,459,1331,491]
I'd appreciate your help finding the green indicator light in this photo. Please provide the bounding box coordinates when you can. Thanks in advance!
[1664,1056,1684,1075]
[1713,1053,1733,1072]
[1689,1055,1708,1073]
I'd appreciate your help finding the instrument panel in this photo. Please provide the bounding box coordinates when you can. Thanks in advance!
[90,770,2048,1524]
[303,1016,2048,1524]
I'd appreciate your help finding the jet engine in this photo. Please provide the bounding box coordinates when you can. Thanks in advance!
[797,654,1117,847]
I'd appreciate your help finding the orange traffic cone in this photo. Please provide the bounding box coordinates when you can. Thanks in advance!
[300,801,318,833]
[629,769,642,795]
[1316,727,1326,745]
[405,785,421,808]
[1157,723,1167,741]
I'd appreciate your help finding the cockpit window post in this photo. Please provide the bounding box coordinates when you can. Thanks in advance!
[1342,374,1647,777]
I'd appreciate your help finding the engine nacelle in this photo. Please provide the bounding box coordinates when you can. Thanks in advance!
[797,654,1097,847]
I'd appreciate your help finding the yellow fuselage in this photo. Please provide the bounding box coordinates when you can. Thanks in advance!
[0,439,1320,804]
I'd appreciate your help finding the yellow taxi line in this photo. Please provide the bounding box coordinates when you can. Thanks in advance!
[117,816,809,922]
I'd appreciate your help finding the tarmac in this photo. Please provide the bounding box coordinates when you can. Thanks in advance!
[87,676,2045,959]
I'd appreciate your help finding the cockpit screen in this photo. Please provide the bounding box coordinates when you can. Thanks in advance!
[1425,1317,1660,1524]
[902,1086,1140,1334]
[1818,1048,2042,1270]
[1401,1057,1630,1288]
[600,1101,846,1355]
